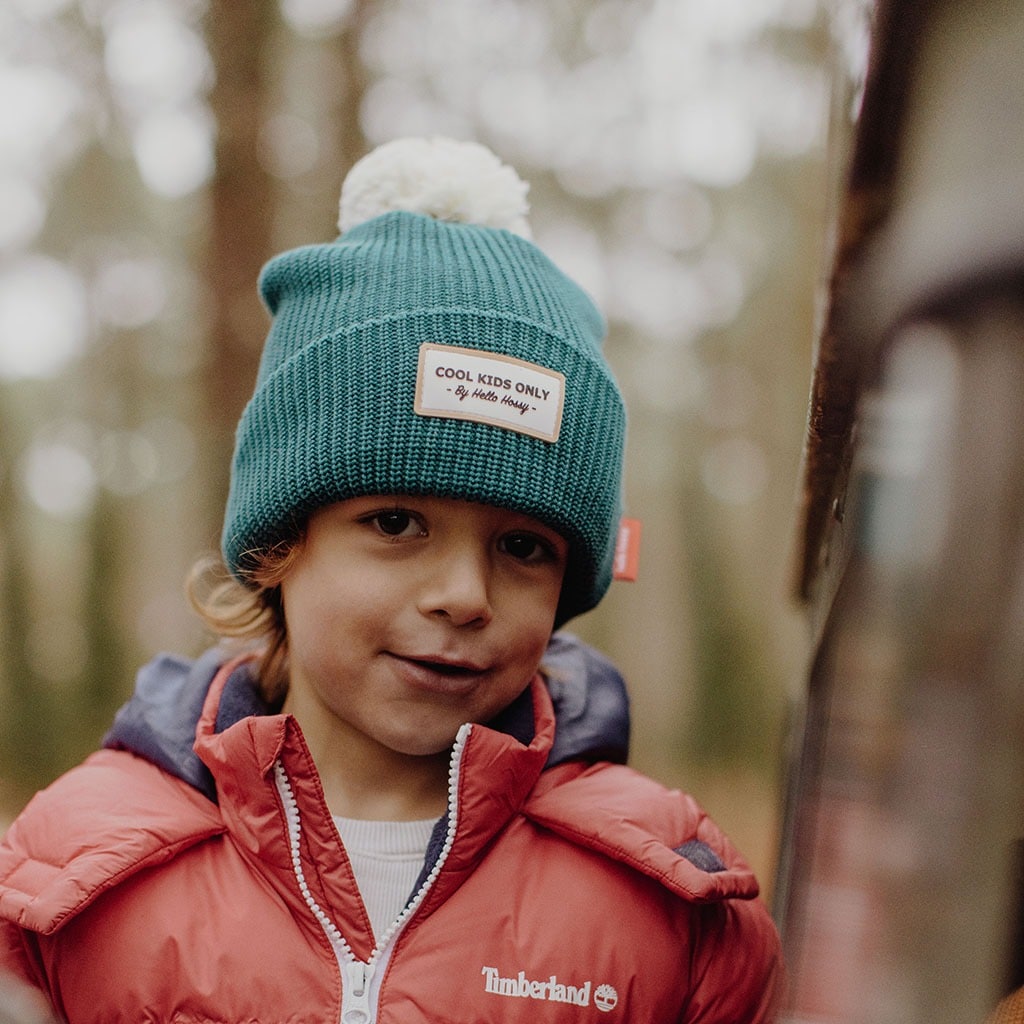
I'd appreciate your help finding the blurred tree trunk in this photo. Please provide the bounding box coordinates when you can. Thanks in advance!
[201,1,278,548]
[200,0,371,552]
[0,402,38,797]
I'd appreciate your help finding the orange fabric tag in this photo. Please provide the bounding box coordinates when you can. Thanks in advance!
[612,517,642,581]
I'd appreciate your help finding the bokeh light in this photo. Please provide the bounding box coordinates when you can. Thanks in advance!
[0,256,87,379]
[0,177,47,250]
[93,257,168,329]
[132,106,214,198]
[103,1,211,108]
[20,436,97,519]
[280,0,355,36]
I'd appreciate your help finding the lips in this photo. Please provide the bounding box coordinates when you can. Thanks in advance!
[406,654,490,676]
[409,659,477,676]
[387,652,490,694]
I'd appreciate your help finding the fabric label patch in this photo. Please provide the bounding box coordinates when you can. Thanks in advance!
[613,517,642,581]
[415,343,565,443]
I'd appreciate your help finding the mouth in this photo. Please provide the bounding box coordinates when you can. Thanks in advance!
[388,652,490,693]
[405,656,487,676]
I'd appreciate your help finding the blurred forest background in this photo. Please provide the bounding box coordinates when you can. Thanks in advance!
[0,0,869,889]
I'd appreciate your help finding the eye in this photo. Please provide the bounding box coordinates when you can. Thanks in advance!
[499,531,559,565]
[363,509,425,539]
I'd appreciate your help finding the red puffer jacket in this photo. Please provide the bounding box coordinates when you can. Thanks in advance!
[0,648,782,1023]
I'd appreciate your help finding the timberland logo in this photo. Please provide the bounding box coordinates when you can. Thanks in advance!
[481,967,618,1012]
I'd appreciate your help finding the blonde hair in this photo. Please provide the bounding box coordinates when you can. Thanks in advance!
[186,539,303,704]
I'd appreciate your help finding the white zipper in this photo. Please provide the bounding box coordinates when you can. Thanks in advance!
[340,960,375,1024]
[274,724,470,1024]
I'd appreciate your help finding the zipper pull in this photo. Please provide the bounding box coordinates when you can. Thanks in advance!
[341,959,376,1024]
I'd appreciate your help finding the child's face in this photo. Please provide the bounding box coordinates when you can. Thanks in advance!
[279,494,568,763]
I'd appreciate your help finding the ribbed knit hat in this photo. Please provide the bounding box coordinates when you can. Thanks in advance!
[222,137,626,624]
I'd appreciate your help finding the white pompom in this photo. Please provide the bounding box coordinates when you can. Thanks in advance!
[338,137,532,239]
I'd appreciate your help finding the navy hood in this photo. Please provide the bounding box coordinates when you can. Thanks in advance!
[103,632,631,803]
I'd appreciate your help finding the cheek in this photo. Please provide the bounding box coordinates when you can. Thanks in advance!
[528,577,564,633]
[506,594,560,667]
[282,570,357,648]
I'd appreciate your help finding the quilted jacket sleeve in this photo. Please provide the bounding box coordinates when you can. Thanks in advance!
[0,923,55,1023]
[682,895,785,1023]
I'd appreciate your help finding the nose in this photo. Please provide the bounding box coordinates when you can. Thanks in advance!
[418,543,493,627]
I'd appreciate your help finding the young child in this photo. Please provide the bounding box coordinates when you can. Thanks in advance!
[0,137,782,1022]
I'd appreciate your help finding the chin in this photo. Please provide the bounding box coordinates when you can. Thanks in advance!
[386,731,461,759]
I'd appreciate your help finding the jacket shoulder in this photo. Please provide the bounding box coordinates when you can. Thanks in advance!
[0,749,225,936]
[523,761,761,903]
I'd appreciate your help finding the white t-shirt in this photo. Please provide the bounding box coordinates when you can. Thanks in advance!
[333,816,437,943]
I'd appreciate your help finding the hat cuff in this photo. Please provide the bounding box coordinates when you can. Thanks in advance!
[223,310,625,620]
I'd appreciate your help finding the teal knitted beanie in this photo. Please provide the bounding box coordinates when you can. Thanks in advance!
[222,138,626,623]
